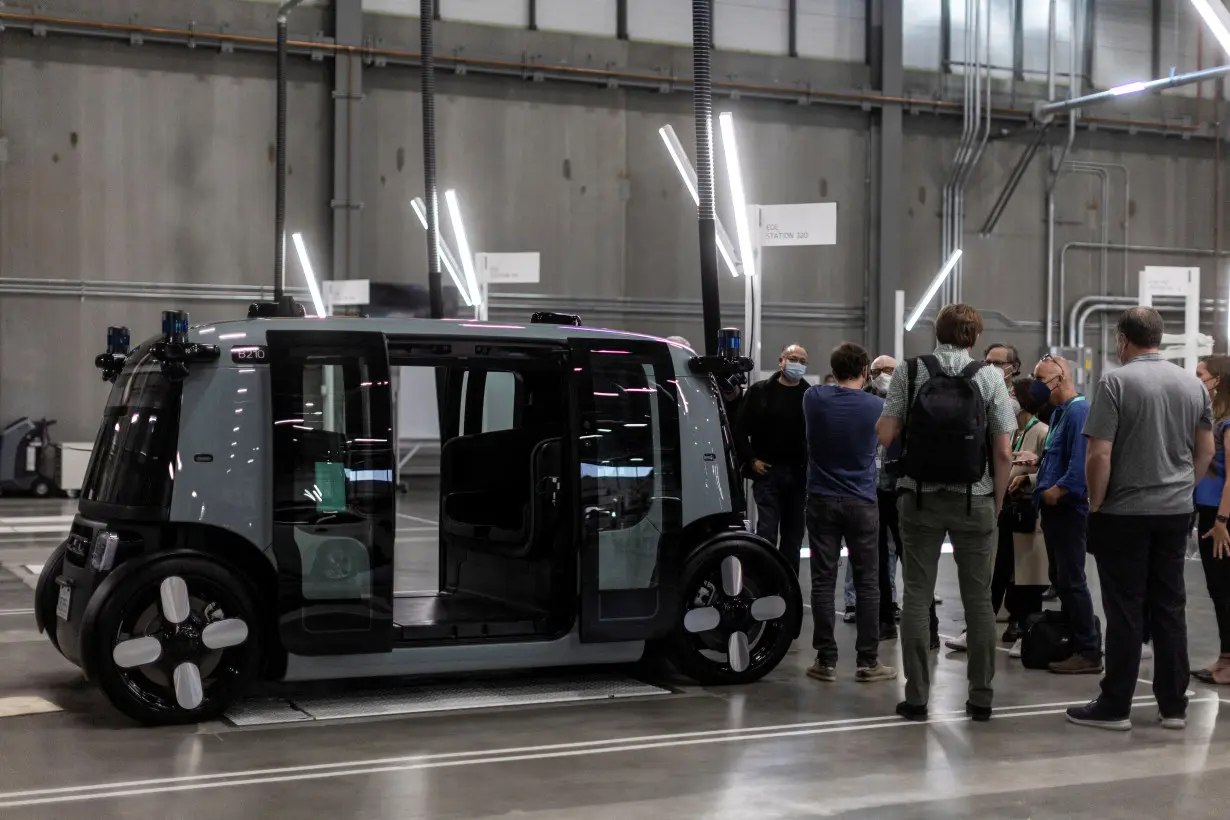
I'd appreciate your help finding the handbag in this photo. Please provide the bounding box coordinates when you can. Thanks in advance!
[1004,498,1038,534]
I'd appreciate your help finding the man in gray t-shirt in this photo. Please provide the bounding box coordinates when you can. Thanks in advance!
[1065,307,1215,732]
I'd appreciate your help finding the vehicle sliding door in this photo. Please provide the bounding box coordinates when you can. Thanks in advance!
[572,340,683,642]
[267,330,395,656]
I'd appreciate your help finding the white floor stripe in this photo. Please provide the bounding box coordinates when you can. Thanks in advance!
[0,516,75,525]
[0,696,1173,809]
[0,696,61,719]
[0,609,34,617]
[396,513,438,526]
[22,565,43,576]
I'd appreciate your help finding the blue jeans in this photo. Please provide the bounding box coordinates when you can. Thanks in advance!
[1040,504,1102,657]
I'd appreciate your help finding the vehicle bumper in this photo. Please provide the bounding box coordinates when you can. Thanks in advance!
[52,517,127,670]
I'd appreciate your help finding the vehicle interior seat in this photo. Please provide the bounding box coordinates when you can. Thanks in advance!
[440,429,562,557]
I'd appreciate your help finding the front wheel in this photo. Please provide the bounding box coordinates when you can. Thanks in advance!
[34,540,69,653]
[81,556,261,726]
[663,539,802,686]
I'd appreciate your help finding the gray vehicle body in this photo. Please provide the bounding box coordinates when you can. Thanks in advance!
[60,317,740,683]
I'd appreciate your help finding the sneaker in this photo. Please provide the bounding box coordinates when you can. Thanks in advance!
[879,622,898,641]
[1141,642,1154,660]
[945,632,968,652]
[1041,586,1059,601]
[842,606,856,624]
[856,662,898,682]
[1066,699,1131,731]
[896,701,928,722]
[965,701,992,722]
[1158,712,1186,730]
[1009,638,1023,659]
[1049,653,1103,675]
[806,660,837,682]
[1001,623,1023,643]
[933,594,943,606]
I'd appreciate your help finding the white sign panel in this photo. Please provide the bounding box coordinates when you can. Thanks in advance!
[477,252,541,284]
[1140,266,1197,301]
[325,279,370,306]
[758,202,837,247]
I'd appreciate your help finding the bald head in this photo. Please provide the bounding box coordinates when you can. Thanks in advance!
[778,344,809,385]
[1032,356,1075,405]
[871,355,897,373]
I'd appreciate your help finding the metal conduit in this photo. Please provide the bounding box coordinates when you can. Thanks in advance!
[1075,300,1228,349]
[0,11,1198,137]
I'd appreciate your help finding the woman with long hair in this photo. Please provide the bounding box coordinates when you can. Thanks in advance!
[1193,355,1230,685]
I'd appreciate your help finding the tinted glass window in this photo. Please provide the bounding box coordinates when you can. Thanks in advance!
[579,350,681,590]
[81,346,181,510]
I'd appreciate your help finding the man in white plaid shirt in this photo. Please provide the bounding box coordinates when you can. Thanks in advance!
[876,304,1015,723]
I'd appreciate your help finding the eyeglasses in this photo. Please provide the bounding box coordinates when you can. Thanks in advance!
[870,366,895,377]
[782,354,808,365]
[983,359,1018,373]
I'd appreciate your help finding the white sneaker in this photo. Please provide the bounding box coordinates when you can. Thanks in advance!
[945,632,968,652]
[1009,638,1023,659]
[1141,643,1154,660]
[1158,712,1186,730]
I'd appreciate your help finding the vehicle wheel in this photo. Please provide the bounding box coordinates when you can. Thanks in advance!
[664,540,802,686]
[81,556,261,726]
[34,540,69,654]
[30,478,53,498]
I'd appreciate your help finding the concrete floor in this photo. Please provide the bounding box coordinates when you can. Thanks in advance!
[0,489,1228,819]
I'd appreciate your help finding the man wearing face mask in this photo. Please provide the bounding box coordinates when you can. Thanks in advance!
[736,343,811,575]
[1026,355,1101,675]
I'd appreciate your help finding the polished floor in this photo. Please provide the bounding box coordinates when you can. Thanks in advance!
[0,490,1228,819]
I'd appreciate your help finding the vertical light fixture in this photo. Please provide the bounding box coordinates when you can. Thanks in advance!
[718,112,755,278]
[291,232,327,318]
[658,125,741,277]
[904,249,963,332]
[444,190,482,308]
[411,198,474,307]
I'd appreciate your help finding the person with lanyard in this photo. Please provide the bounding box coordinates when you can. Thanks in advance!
[1192,355,1230,687]
[1021,354,1101,675]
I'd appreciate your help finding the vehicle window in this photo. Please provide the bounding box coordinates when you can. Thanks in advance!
[482,371,518,432]
[580,351,681,590]
[81,345,181,510]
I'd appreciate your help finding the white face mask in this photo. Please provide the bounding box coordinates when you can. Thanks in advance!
[873,373,892,395]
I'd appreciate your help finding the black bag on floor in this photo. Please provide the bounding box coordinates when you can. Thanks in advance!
[1020,610,1102,670]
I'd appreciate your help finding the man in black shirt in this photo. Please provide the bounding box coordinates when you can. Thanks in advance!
[736,343,811,575]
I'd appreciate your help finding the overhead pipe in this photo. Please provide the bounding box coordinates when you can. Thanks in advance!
[692,0,721,355]
[1036,63,1230,119]
[941,0,979,306]
[953,0,994,301]
[0,11,1198,137]
[1075,300,1227,350]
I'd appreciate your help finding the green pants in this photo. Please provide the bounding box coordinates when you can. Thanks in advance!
[897,491,998,709]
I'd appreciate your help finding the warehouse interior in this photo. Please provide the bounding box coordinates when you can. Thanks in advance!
[0,0,1229,817]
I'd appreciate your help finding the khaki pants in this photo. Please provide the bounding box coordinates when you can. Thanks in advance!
[898,491,998,709]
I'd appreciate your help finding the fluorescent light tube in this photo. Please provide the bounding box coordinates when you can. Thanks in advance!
[904,249,963,332]
[444,190,482,308]
[290,232,326,318]
[411,197,475,307]
[1190,0,1230,56]
[718,112,755,278]
[1108,81,1149,96]
[659,125,742,277]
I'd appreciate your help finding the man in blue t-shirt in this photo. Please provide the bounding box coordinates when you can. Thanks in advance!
[802,342,897,684]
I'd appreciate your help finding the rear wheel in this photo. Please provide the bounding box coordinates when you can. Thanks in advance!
[664,540,802,686]
[30,478,53,498]
[82,556,261,726]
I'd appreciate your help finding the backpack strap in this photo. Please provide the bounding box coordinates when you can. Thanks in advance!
[919,355,942,380]
[960,360,986,379]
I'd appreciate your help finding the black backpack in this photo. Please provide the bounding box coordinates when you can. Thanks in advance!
[1020,610,1102,670]
[903,355,989,488]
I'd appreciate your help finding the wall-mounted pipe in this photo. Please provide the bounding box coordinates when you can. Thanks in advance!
[421,0,443,320]
[1037,63,1230,119]
[1075,300,1227,350]
[0,11,1200,137]
[1066,160,1131,290]
[1059,242,1230,346]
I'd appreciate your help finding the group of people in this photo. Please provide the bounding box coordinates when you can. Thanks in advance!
[731,303,1230,728]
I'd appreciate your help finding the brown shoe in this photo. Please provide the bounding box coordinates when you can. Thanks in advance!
[1049,653,1103,675]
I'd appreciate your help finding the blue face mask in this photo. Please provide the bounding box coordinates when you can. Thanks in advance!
[1029,378,1053,407]
[783,362,807,382]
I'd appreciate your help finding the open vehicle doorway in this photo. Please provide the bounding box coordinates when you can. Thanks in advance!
[390,338,575,645]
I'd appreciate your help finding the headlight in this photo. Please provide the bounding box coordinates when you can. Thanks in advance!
[89,531,120,572]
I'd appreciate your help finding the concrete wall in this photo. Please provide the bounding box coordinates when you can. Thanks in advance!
[0,0,1226,440]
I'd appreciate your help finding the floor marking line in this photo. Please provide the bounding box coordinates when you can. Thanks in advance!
[0,701,1181,809]
[0,609,34,616]
[396,513,438,526]
[0,695,1160,803]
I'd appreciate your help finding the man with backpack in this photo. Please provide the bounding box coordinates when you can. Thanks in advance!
[876,304,1015,723]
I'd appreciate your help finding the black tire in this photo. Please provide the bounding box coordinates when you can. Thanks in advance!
[80,555,262,726]
[663,539,803,686]
[30,478,53,498]
[34,540,69,653]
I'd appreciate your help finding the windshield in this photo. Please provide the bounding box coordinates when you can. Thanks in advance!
[81,343,181,511]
